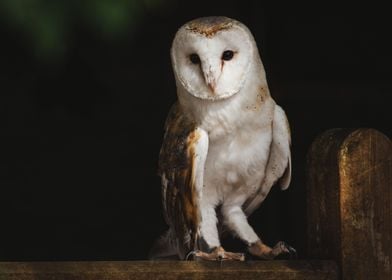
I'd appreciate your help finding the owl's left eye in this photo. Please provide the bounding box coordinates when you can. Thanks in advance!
[189,53,201,64]
[222,50,234,61]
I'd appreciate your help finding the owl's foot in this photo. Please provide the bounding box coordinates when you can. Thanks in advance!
[248,240,296,260]
[192,246,245,261]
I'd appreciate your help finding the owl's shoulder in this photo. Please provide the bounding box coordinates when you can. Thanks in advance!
[159,102,198,174]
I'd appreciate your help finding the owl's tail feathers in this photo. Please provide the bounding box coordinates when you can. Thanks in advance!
[148,229,179,260]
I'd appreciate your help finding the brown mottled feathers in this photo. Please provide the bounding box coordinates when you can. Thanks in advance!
[158,103,201,257]
[185,16,234,37]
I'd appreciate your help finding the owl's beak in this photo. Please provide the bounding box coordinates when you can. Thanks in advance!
[202,62,219,93]
[206,79,216,92]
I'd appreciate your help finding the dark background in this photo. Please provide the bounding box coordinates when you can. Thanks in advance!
[0,1,390,260]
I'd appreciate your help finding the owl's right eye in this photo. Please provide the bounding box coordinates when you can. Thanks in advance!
[189,53,201,64]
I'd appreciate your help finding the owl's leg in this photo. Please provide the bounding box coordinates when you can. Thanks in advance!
[221,204,260,244]
[199,205,220,249]
[221,204,296,260]
[193,204,244,261]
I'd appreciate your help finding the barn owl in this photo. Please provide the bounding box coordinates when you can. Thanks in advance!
[150,16,294,261]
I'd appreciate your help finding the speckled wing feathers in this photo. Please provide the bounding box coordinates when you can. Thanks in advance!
[159,103,207,258]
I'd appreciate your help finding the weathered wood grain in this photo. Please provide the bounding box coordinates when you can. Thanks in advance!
[0,260,337,280]
[307,128,392,280]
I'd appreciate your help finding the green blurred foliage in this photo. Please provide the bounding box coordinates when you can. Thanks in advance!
[0,0,165,60]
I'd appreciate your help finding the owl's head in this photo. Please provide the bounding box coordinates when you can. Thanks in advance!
[171,17,261,101]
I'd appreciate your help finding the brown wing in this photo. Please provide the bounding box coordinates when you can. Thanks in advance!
[158,103,208,258]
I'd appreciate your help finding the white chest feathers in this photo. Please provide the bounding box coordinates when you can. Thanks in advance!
[201,97,275,201]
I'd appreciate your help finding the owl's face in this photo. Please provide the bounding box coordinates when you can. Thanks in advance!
[171,17,254,101]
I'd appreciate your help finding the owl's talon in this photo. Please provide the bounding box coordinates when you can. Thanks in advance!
[185,250,198,260]
[193,246,244,261]
[248,240,296,260]
[273,241,297,259]
[285,243,298,259]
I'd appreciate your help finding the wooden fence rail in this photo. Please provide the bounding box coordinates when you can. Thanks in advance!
[0,260,338,280]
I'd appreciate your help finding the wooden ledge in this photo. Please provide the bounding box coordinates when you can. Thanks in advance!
[0,260,338,279]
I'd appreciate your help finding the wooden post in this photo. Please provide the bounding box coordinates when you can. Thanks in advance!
[307,128,392,280]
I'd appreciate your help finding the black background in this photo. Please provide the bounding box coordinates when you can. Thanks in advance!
[1,1,391,260]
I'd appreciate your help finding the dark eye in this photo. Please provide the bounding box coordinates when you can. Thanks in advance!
[189,53,200,64]
[222,50,234,61]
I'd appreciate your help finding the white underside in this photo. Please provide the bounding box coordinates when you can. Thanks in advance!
[198,97,275,247]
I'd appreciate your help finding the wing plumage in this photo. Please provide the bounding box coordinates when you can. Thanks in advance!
[244,105,291,215]
[159,103,208,258]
